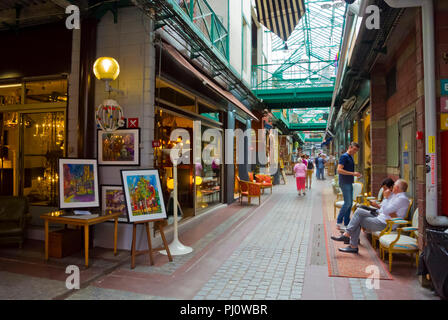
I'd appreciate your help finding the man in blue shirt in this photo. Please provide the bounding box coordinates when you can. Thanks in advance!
[337,142,361,230]
[317,154,326,180]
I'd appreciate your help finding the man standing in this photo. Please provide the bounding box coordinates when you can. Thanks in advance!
[317,154,326,180]
[336,142,361,230]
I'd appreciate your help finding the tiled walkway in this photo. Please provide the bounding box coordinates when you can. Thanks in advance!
[0,176,440,300]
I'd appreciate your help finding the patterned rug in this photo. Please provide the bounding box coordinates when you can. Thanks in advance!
[321,188,393,280]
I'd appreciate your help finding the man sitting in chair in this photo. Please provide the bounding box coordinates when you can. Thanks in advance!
[331,179,410,253]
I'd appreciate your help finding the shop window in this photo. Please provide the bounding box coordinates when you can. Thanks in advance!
[196,124,222,211]
[0,83,22,106]
[386,67,397,99]
[154,108,195,218]
[25,79,67,103]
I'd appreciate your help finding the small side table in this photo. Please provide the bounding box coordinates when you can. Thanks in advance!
[40,210,121,267]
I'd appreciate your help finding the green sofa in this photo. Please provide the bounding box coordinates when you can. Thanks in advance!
[0,196,30,248]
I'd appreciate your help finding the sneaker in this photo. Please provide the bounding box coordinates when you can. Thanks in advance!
[303,192,306,195]
[336,223,346,231]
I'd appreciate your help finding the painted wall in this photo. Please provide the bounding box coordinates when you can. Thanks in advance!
[228,0,253,86]
[93,7,156,250]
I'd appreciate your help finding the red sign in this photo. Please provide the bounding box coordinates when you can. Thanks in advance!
[152,141,161,148]
[442,97,448,113]
[127,118,139,128]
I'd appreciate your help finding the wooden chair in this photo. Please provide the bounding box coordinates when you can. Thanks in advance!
[333,182,363,219]
[379,206,419,272]
[371,198,413,249]
[255,174,273,194]
[236,176,261,205]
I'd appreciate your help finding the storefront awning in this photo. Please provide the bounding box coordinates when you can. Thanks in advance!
[162,43,258,120]
[255,0,305,42]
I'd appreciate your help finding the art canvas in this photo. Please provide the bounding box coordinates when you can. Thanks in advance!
[121,169,167,222]
[101,185,127,222]
[98,129,139,165]
[58,158,99,209]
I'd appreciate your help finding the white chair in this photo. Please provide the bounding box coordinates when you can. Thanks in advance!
[379,206,419,272]
[371,200,414,249]
[366,187,384,203]
[334,182,363,219]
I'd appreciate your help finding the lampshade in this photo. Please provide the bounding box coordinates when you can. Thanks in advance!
[167,178,174,190]
[195,176,202,186]
[93,57,120,81]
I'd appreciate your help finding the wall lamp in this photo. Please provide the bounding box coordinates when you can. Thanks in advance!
[93,57,124,94]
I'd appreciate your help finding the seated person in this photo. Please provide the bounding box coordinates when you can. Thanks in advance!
[370,177,395,207]
[331,179,410,253]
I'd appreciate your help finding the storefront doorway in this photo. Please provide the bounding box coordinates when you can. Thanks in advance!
[154,77,224,219]
[0,110,65,205]
[0,78,67,206]
[399,112,415,200]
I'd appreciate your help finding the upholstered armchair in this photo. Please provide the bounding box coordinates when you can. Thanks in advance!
[379,206,419,272]
[236,176,261,205]
[371,199,413,249]
[0,196,30,248]
[255,174,273,194]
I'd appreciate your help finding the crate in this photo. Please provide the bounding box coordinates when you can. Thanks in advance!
[49,228,83,258]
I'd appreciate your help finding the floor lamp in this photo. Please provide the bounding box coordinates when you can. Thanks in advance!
[160,149,193,256]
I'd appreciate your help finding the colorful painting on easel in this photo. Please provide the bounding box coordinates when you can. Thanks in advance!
[121,169,167,222]
[58,159,99,209]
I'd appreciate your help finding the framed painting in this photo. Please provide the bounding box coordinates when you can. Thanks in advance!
[98,129,140,165]
[121,169,167,223]
[58,158,99,209]
[101,185,128,222]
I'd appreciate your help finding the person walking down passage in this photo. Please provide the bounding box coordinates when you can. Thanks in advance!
[294,157,307,196]
[306,155,314,189]
[316,154,326,180]
[336,142,361,231]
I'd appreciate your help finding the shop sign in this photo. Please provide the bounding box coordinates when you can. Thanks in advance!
[441,96,448,113]
[441,114,448,131]
[442,79,448,96]
[128,118,139,128]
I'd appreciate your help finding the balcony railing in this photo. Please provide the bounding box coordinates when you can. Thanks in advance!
[251,60,336,91]
[175,0,229,60]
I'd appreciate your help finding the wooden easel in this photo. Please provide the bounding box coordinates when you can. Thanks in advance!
[131,218,172,269]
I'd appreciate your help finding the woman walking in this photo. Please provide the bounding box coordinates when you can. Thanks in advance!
[306,155,314,189]
[294,157,307,196]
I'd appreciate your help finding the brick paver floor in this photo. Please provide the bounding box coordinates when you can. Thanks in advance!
[0,175,440,300]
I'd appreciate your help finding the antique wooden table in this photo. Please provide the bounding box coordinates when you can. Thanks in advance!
[40,210,121,267]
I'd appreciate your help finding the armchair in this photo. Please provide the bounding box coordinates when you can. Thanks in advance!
[0,196,30,248]
[371,199,413,249]
[379,205,419,272]
[333,182,363,219]
[236,176,261,205]
[255,174,273,194]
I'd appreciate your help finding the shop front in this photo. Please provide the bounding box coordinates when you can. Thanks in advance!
[0,78,67,204]
[154,77,224,220]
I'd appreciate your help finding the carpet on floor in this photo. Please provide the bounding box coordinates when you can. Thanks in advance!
[321,189,393,280]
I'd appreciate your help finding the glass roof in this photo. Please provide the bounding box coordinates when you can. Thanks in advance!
[256,0,346,90]
[288,108,329,124]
